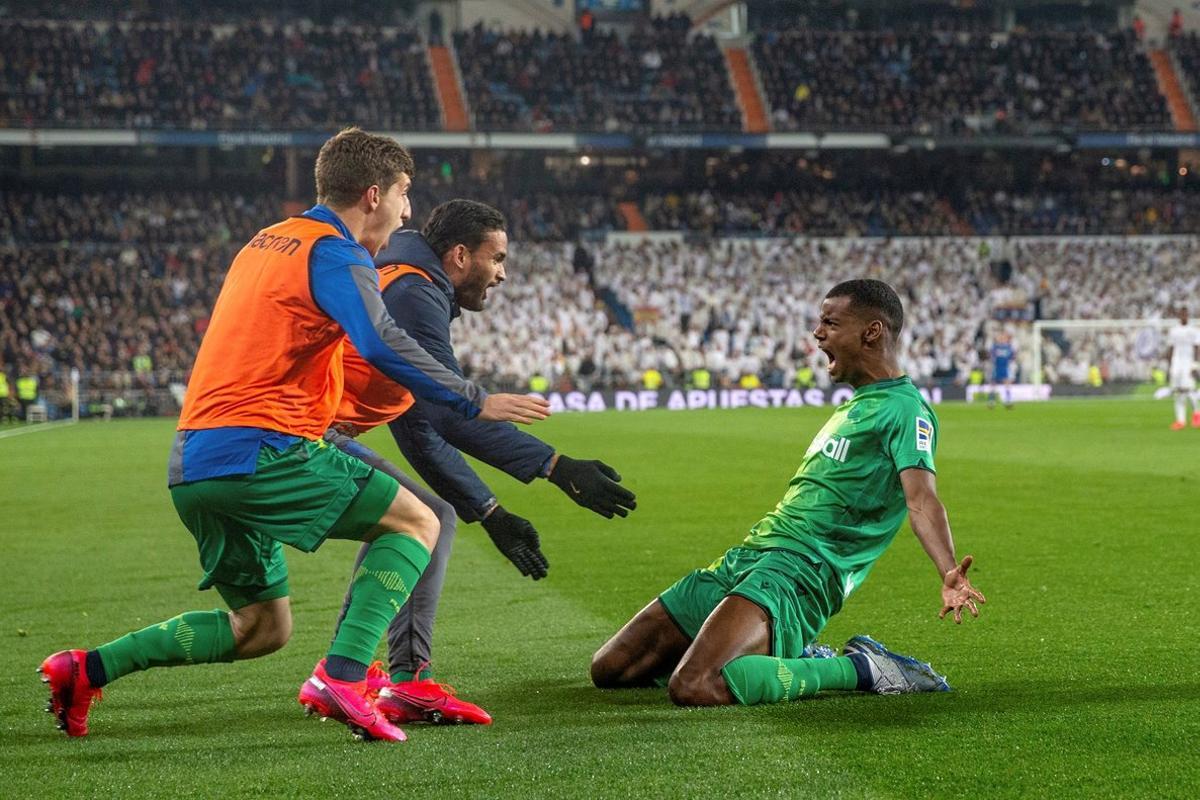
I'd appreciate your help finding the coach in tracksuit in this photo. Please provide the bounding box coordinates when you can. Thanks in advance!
[324,199,636,723]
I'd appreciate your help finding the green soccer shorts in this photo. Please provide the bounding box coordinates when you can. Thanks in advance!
[170,439,400,609]
[658,546,837,659]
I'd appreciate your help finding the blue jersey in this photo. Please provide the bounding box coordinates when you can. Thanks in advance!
[991,342,1015,381]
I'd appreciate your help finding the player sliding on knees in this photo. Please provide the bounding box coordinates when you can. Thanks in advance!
[301,200,636,726]
[591,279,985,706]
[38,128,549,743]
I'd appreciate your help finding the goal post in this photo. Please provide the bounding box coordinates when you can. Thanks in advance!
[1031,318,1175,388]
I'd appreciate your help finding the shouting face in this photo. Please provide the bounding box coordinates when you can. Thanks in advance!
[813,295,870,384]
[453,229,508,312]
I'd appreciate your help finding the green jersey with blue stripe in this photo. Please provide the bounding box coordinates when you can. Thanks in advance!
[741,375,937,606]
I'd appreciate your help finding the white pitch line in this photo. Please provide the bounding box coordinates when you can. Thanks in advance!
[0,419,78,440]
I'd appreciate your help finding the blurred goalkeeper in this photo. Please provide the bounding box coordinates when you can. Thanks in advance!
[592,279,983,706]
[303,199,637,726]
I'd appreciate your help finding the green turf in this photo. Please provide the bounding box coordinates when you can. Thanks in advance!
[2,400,1197,798]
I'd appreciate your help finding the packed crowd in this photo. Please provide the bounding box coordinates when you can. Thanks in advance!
[452,237,1197,391]
[453,15,741,132]
[4,184,1195,418]
[639,187,1200,237]
[0,19,439,130]
[0,17,1181,135]
[754,30,1169,133]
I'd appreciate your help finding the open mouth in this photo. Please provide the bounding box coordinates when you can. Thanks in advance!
[819,346,837,371]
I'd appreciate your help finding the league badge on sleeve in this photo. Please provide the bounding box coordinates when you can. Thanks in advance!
[915,417,933,452]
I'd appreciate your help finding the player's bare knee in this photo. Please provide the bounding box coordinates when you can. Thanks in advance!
[229,600,291,658]
[378,494,441,550]
[667,667,724,706]
[590,648,624,688]
[406,501,440,549]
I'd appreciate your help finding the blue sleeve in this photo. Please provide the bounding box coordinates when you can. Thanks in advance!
[388,414,497,522]
[307,237,486,418]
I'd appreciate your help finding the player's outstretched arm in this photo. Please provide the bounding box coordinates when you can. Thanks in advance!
[899,468,986,623]
[547,454,638,518]
[479,393,551,425]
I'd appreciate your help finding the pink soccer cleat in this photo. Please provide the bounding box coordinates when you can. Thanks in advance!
[1171,421,1187,431]
[297,659,407,742]
[364,660,390,701]
[1192,411,1200,428]
[39,649,102,737]
[375,677,493,726]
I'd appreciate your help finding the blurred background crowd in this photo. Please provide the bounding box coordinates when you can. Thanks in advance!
[1,0,1196,418]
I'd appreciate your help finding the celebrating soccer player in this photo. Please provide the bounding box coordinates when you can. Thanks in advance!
[38,129,549,742]
[591,279,985,706]
[302,199,637,725]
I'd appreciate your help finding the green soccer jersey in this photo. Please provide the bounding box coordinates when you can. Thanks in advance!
[741,375,937,606]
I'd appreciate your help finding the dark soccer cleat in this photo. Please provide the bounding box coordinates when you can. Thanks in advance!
[297,659,407,742]
[39,649,102,737]
[842,635,951,695]
[375,677,493,726]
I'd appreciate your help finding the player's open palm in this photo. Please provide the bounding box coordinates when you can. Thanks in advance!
[940,555,986,624]
[480,393,551,425]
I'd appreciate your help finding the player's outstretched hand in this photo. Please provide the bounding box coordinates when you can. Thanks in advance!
[481,507,549,580]
[939,555,986,624]
[480,393,551,425]
[548,455,637,518]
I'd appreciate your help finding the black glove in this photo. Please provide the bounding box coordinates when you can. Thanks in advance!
[481,507,549,580]
[548,455,637,518]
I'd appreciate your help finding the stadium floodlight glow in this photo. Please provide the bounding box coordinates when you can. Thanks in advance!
[580,155,591,166]
[1031,318,1176,388]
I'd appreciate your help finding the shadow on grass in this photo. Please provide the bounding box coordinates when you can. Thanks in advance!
[481,674,1200,729]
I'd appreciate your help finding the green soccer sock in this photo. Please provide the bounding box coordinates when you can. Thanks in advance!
[95,609,236,683]
[390,667,434,683]
[328,533,430,667]
[721,655,859,705]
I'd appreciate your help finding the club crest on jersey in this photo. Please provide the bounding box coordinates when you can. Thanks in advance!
[915,417,933,452]
[809,433,851,463]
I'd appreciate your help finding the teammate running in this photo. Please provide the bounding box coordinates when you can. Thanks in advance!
[301,200,637,725]
[1166,307,1200,430]
[38,129,548,742]
[591,279,984,706]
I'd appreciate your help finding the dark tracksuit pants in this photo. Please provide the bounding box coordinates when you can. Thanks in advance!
[324,428,457,676]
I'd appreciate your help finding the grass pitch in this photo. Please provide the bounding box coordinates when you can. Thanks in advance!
[1,400,1197,799]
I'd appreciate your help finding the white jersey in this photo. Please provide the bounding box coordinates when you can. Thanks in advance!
[1168,325,1200,371]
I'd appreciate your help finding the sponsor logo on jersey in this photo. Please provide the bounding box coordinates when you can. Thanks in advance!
[809,433,851,463]
[915,417,933,452]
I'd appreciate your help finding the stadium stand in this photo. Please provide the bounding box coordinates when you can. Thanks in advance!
[0,19,440,130]
[2,8,1196,418]
[453,15,742,132]
[753,30,1171,133]
[3,201,1194,416]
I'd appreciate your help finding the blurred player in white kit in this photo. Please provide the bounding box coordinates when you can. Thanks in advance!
[1167,308,1200,430]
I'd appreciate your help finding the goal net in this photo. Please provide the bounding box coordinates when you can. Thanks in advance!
[1031,318,1177,389]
